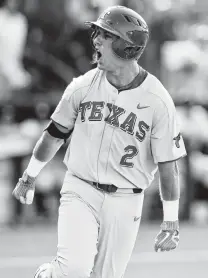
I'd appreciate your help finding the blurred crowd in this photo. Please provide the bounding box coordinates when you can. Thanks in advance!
[0,0,208,227]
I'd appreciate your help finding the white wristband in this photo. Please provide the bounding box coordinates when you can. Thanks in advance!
[163,200,179,221]
[26,155,48,178]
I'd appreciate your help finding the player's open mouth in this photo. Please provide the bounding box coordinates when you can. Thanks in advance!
[97,50,102,60]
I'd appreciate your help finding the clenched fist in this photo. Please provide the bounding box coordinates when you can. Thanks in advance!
[12,171,36,205]
[154,221,179,252]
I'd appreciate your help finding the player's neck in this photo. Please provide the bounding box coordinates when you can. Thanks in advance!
[106,62,140,89]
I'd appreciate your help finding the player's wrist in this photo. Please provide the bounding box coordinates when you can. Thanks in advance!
[161,220,179,231]
[162,199,179,222]
[26,155,47,178]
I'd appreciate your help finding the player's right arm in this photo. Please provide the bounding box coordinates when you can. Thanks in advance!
[12,122,70,204]
[12,77,83,205]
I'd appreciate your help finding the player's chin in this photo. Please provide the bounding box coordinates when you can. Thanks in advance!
[97,61,105,70]
[91,52,105,69]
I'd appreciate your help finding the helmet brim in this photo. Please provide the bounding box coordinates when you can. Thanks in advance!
[85,21,121,38]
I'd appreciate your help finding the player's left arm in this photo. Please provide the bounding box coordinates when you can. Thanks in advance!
[151,91,186,252]
[154,160,180,252]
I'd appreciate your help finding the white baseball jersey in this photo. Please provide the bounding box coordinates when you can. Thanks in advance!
[51,68,186,189]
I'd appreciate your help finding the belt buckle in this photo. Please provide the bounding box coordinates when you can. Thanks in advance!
[107,184,117,193]
[94,182,100,190]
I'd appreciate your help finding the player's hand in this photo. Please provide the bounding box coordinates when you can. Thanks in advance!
[154,221,179,252]
[12,171,36,205]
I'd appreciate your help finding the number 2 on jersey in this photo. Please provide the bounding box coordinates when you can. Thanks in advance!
[120,145,138,168]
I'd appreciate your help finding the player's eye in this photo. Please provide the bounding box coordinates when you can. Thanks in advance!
[92,27,118,41]
[103,31,113,39]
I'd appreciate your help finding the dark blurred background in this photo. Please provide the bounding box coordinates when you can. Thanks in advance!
[0,0,208,229]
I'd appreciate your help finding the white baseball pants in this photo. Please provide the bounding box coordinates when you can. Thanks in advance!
[50,173,144,278]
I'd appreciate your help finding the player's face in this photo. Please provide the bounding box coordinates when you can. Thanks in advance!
[92,27,125,71]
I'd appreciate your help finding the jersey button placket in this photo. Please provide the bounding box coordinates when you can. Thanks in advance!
[97,89,117,183]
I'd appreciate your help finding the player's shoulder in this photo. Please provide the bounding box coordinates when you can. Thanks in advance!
[72,68,101,88]
[144,72,175,108]
[63,68,101,98]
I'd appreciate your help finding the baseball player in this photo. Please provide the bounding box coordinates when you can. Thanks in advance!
[13,5,186,278]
